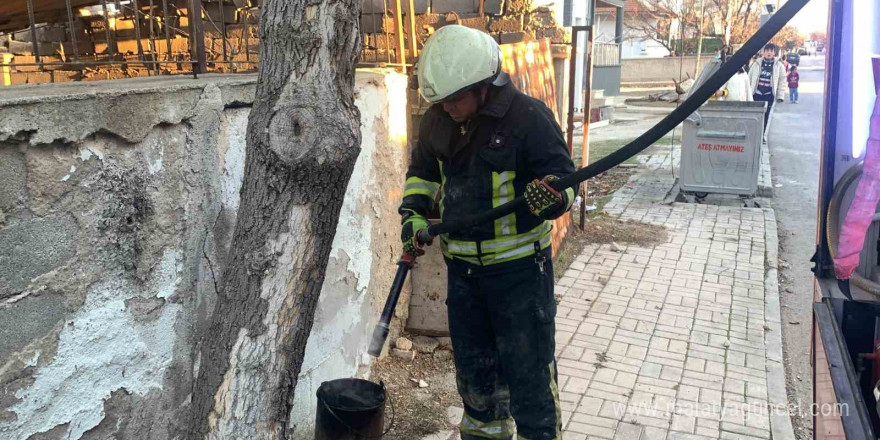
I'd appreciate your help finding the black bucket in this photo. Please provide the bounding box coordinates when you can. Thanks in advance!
[315,378,390,440]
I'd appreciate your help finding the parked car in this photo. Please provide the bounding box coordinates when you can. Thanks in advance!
[786,52,801,66]
[798,47,807,55]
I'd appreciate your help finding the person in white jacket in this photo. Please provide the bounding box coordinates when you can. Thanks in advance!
[717,66,753,101]
[714,48,752,102]
[748,43,788,138]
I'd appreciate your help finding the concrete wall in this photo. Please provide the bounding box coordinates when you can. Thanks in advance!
[593,65,622,96]
[621,55,709,84]
[0,70,409,440]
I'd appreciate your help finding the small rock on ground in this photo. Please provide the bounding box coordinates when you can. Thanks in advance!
[392,348,416,361]
[447,406,464,425]
[396,337,413,351]
[437,337,453,350]
[433,349,453,361]
[419,430,455,440]
[413,336,440,353]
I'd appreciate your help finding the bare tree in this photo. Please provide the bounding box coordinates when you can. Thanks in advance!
[624,0,676,52]
[625,0,701,54]
[187,0,362,438]
[626,0,760,54]
[771,25,805,51]
[708,0,758,44]
[729,0,760,45]
[809,31,826,44]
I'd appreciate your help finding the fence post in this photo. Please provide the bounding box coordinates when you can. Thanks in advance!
[2,53,13,86]
[64,0,80,62]
[579,26,594,230]
[189,0,207,75]
[393,0,406,71]
[26,0,42,69]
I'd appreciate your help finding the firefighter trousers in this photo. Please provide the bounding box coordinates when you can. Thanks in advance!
[445,248,561,440]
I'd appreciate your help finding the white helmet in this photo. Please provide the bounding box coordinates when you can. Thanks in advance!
[417,25,503,104]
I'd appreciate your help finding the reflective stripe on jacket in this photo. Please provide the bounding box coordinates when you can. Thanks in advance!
[399,81,576,266]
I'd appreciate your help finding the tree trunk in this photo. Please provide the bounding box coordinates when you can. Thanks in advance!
[188,0,362,438]
[723,1,733,45]
[694,0,705,72]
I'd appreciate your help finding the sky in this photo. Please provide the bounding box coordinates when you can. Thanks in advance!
[787,0,830,34]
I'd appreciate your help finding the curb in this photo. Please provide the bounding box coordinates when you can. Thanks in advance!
[758,141,774,197]
[418,431,457,440]
[758,108,777,198]
[621,104,676,114]
[762,208,796,440]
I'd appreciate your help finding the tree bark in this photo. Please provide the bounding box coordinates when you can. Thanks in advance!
[188,0,361,438]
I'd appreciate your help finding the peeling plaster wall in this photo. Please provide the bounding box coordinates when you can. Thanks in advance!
[0,71,409,440]
[288,72,409,439]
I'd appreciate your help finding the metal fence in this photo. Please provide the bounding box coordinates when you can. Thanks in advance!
[593,42,620,66]
[0,0,410,86]
[1,0,241,77]
[357,0,415,69]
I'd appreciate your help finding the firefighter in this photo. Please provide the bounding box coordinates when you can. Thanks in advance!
[398,25,576,440]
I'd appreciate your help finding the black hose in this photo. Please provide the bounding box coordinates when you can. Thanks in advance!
[368,258,414,357]
[424,0,810,239]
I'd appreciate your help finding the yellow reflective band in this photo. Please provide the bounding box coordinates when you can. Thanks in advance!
[484,241,551,265]
[448,242,478,255]
[549,362,562,438]
[439,222,552,265]
[440,240,482,262]
[563,187,575,210]
[492,171,517,238]
[491,233,551,260]
[404,176,441,198]
[439,162,446,217]
[482,222,551,253]
[404,176,440,199]
[460,412,516,439]
[481,233,551,265]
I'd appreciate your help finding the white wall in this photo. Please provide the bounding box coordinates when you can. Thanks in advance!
[0,69,410,440]
[288,70,409,439]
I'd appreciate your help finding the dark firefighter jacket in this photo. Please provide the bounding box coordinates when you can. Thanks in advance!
[399,80,576,266]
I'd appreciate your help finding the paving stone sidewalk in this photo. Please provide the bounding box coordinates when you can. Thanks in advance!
[554,148,792,440]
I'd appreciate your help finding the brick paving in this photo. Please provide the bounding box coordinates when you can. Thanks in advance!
[556,202,776,440]
[554,143,789,439]
[556,137,790,440]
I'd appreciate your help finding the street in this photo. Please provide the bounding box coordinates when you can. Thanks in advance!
[769,54,826,439]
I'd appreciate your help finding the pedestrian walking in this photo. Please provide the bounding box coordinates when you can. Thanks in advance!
[788,65,800,103]
[749,43,788,140]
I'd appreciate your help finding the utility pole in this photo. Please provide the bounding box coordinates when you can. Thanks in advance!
[694,0,706,75]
